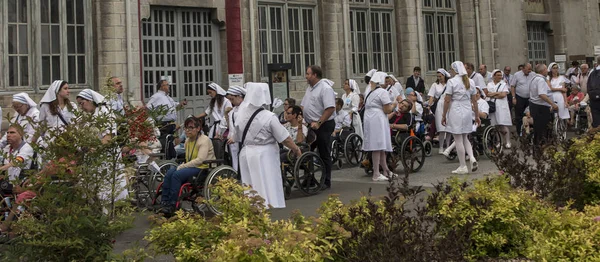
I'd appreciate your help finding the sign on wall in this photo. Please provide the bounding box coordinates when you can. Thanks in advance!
[525,0,545,14]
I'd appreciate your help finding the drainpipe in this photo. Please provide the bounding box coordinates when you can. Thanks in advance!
[343,0,350,79]
[487,0,495,68]
[249,1,257,81]
[474,0,483,66]
[416,0,424,71]
[125,0,133,102]
[138,0,143,101]
[226,0,243,84]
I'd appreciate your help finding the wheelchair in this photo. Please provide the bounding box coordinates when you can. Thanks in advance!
[574,102,589,135]
[151,138,238,215]
[444,118,502,160]
[280,128,326,199]
[361,124,426,175]
[330,127,363,169]
[552,111,568,141]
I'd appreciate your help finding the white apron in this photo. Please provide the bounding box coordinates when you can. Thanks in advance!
[227,108,239,171]
[429,83,448,133]
[362,88,393,152]
[446,78,476,134]
[206,99,233,138]
[341,92,363,138]
[487,82,512,126]
[550,76,570,120]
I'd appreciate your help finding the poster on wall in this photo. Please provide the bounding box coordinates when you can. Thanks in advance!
[525,0,545,14]
[271,70,288,116]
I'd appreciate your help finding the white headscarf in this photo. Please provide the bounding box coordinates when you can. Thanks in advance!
[548,62,559,78]
[226,85,247,96]
[366,69,378,77]
[451,61,468,76]
[370,72,388,85]
[40,80,64,103]
[208,82,227,96]
[13,93,37,108]
[437,68,451,78]
[491,69,504,79]
[348,79,359,93]
[77,89,106,104]
[388,74,399,82]
[244,82,271,108]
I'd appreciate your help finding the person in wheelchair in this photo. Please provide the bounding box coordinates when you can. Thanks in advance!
[332,98,352,137]
[406,88,424,136]
[388,98,414,141]
[0,124,34,182]
[567,85,585,126]
[159,116,215,214]
[280,105,308,163]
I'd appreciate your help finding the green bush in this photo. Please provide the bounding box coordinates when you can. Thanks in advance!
[145,178,347,261]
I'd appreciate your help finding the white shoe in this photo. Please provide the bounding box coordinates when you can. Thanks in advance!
[387,172,399,179]
[438,147,445,155]
[442,149,451,158]
[451,166,469,174]
[372,174,389,182]
[470,161,478,172]
[505,143,511,149]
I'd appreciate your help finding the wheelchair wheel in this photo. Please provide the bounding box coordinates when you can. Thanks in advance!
[483,126,503,159]
[344,133,363,167]
[400,136,425,172]
[149,160,178,205]
[445,150,457,161]
[330,140,342,170]
[553,117,567,141]
[423,140,433,157]
[177,184,202,213]
[294,152,325,195]
[204,165,238,215]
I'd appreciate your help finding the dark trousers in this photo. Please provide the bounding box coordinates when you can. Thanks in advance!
[591,104,600,128]
[161,167,207,205]
[311,119,335,187]
[529,103,552,145]
[159,122,176,160]
[514,95,529,136]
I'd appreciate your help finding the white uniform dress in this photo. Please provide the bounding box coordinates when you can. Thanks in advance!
[236,110,289,208]
[38,102,78,146]
[0,107,40,149]
[2,142,34,181]
[362,88,393,152]
[428,82,448,132]
[205,99,233,138]
[486,81,512,126]
[550,76,570,119]
[446,77,477,134]
[341,91,364,138]
[227,106,240,171]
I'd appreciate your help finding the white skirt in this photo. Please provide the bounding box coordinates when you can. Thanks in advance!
[435,97,447,132]
[446,99,473,134]
[491,98,512,126]
[239,143,285,208]
[362,108,393,152]
[553,92,570,120]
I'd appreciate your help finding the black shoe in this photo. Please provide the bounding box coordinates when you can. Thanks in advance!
[158,204,176,215]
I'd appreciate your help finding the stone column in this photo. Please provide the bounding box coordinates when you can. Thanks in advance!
[318,0,343,90]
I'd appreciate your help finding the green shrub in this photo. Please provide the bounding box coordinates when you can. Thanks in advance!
[145,178,347,261]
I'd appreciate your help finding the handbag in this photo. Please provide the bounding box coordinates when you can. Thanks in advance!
[431,85,447,114]
[487,83,502,113]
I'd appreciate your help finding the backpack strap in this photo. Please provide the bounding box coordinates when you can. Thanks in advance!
[240,108,265,147]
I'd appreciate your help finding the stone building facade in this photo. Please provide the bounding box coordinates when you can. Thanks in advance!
[1,0,599,126]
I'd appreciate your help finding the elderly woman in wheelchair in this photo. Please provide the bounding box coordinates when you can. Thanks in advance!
[157,116,215,215]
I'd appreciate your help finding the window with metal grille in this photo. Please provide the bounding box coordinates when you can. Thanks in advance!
[2,0,91,90]
[423,0,457,72]
[527,22,548,66]
[258,4,318,78]
[349,9,394,76]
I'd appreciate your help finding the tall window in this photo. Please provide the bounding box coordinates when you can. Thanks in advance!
[349,9,394,76]
[527,22,548,66]
[2,0,92,90]
[423,0,457,71]
[258,4,317,78]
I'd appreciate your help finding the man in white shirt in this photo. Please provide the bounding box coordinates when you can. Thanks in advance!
[503,66,514,110]
[479,64,492,84]
[511,63,535,136]
[466,62,486,90]
[529,64,558,145]
[301,65,336,189]
[109,77,126,115]
[1,124,34,181]
[146,79,187,159]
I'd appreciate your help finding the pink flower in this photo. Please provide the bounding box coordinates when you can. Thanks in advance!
[593,216,600,222]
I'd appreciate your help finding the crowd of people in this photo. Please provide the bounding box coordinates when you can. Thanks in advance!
[1,56,600,216]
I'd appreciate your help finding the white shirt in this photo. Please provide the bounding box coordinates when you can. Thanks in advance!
[529,74,553,107]
[146,90,179,122]
[3,141,34,181]
[109,93,125,115]
[0,107,40,149]
[386,84,401,102]
[393,82,405,99]
[283,122,308,149]
[301,79,336,123]
[510,71,535,98]
[334,110,351,130]
[39,102,78,130]
[470,72,487,90]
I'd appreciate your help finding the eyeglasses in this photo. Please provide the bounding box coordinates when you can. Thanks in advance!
[184,126,197,130]
[78,101,86,106]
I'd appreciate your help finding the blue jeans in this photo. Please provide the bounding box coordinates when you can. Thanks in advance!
[161,167,207,205]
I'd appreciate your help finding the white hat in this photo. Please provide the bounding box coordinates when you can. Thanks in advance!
[387,74,399,82]
[244,82,271,107]
[322,78,335,87]
[491,69,504,78]
[348,79,359,92]
[40,80,64,103]
[451,61,468,76]
[370,71,388,84]
[12,93,37,108]
[77,89,106,104]
[437,68,451,78]
[226,85,247,96]
[366,69,378,77]
[208,82,227,96]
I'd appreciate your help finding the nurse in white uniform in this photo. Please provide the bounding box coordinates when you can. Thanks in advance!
[362,72,396,182]
[77,89,128,202]
[363,69,377,95]
[225,85,246,172]
[548,62,570,121]
[427,69,451,154]
[342,79,364,138]
[37,80,78,145]
[441,61,480,174]
[197,83,233,139]
[235,83,301,209]
[485,69,512,148]
[0,93,40,149]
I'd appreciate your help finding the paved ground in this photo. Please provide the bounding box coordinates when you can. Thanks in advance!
[113,153,499,260]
